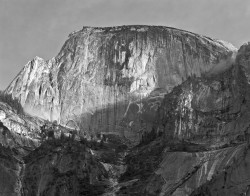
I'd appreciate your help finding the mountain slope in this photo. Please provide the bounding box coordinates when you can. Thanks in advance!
[0,101,41,196]
[5,25,237,143]
[116,42,250,196]
[4,25,250,196]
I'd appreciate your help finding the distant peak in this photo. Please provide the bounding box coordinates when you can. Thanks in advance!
[33,56,44,61]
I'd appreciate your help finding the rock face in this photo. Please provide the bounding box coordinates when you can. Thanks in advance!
[4,25,250,196]
[117,42,250,196]
[5,25,237,142]
[0,101,41,149]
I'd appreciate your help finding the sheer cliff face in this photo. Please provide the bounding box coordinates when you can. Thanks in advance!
[5,26,237,141]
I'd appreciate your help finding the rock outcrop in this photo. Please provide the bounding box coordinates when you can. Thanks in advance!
[5,25,237,143]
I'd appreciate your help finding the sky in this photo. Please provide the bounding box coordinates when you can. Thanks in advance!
[0,0,250,90]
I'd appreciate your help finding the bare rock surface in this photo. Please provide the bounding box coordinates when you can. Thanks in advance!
[116,42,250,196]
[5,25,237,143]
[4,26,250,196]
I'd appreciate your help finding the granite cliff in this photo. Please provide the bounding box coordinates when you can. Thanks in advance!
[2,25,250,196]
[5,25,237,143]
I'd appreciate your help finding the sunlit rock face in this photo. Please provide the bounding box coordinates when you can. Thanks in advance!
[5,25,237,142]
[5,57,60,123]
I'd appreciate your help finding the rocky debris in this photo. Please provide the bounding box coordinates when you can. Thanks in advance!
[5,25,237,143]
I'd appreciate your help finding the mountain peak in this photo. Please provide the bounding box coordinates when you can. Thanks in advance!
[33,56,44,61]
[6,25,237,140]
[2,25,250,195]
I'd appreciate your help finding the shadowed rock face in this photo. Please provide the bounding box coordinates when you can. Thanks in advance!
[0,101,41,149]
[5,25,237,142]
[116,42,250,196]
[157,42,250,147]
[22,140,109,196]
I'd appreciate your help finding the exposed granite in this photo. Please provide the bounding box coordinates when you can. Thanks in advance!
[4,26,250,196]
[5,25,237,143]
